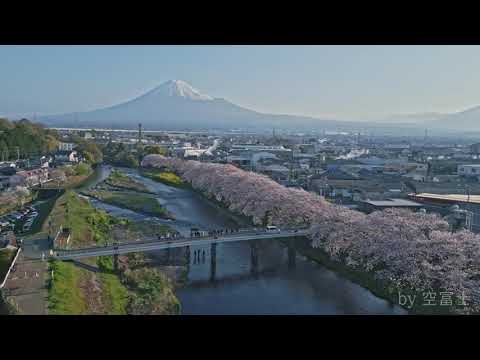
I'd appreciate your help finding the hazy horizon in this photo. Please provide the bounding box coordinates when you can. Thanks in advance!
[2,45,480,122]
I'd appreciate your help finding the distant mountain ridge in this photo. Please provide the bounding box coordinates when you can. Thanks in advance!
[32,80,480,133]
[428,105,480,130]
[37,80,364,131]
[379,112,447,124]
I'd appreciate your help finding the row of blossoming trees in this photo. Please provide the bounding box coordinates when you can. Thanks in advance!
[142,154,480,313]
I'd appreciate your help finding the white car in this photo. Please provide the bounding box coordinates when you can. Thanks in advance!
[266,225,280,232]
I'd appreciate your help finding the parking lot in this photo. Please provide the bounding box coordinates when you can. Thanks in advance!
[0,205,39,236]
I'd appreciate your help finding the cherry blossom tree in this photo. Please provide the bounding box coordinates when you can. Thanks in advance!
[142,154,480,313]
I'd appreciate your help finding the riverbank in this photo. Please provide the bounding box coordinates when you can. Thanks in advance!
[190,187,412,312]
[104,169,152,193]
[288,238,408,312]
[84,189,175,220]
[291,237,466,315]
[139,161,412,314]
[46,190,180,315]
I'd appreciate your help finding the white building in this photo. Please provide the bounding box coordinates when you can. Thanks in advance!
[231,144,291,152]
[58,142,76,151]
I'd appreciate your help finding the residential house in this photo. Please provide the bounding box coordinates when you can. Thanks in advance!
[9,167,49,187]
[359,198,423,213]
[55,150,79,164]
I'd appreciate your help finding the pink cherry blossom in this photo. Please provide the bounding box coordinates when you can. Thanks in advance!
[142,154,480,313]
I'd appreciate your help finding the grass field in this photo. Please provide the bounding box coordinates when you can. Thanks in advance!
[43,191,97,248]
[105,169,150,193]
[87,190,173,219]
[47,260,88,314]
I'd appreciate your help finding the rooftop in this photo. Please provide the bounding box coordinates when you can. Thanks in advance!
[361,198,422,207]
[411,192,480,205]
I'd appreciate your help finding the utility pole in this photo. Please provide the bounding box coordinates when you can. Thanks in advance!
[466,211,473,232]
[137,123,144,163]
[138,123,143,145]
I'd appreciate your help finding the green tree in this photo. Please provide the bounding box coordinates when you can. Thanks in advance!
[76,141,103,164]
[144,145,167,156]
[0,140,8,161]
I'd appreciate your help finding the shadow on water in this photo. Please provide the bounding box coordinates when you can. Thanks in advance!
[87,166,407,315]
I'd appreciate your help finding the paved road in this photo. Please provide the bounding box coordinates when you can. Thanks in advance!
[53,229,309,260]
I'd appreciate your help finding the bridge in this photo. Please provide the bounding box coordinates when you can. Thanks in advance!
[52,228,309,261]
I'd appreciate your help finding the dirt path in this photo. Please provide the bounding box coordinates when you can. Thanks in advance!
[79,270,105,314]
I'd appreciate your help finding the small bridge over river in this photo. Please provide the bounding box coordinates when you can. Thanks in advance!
[52,228,309,260]
[48,227,309,282]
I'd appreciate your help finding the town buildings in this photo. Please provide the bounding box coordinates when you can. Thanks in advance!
[9,168,49,188]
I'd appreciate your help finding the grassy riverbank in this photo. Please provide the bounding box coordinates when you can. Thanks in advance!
[46,191,179,315]
[141,169,187,189]
[105,169,151,193]
[122,253,181,315]
[46,191,130,314]
[86,189,174,219]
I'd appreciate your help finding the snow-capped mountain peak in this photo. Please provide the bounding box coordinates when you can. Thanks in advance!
[149,80,214,101]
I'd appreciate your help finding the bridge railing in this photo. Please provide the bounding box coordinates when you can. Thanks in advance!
[53,227,311,256]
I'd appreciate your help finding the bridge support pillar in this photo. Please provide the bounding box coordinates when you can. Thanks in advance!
[210,243,217,282]
[165,247,171,264]
[250,241,259,276]
[287,240,296,269]
[185,246,191,267]
[113,254,119,272]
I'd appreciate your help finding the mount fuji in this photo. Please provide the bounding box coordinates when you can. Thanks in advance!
[38,80,349,130]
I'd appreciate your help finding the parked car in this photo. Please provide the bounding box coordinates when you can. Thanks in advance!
[266,225,280,232]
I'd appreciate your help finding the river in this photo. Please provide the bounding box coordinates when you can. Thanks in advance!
[85,165,407,315]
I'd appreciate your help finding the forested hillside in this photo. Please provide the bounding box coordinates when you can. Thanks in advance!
[0,118,60,161]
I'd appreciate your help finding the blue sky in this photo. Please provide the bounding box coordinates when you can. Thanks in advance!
[2,45,480,120]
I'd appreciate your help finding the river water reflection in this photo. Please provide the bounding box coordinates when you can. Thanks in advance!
[87,166,408,315]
